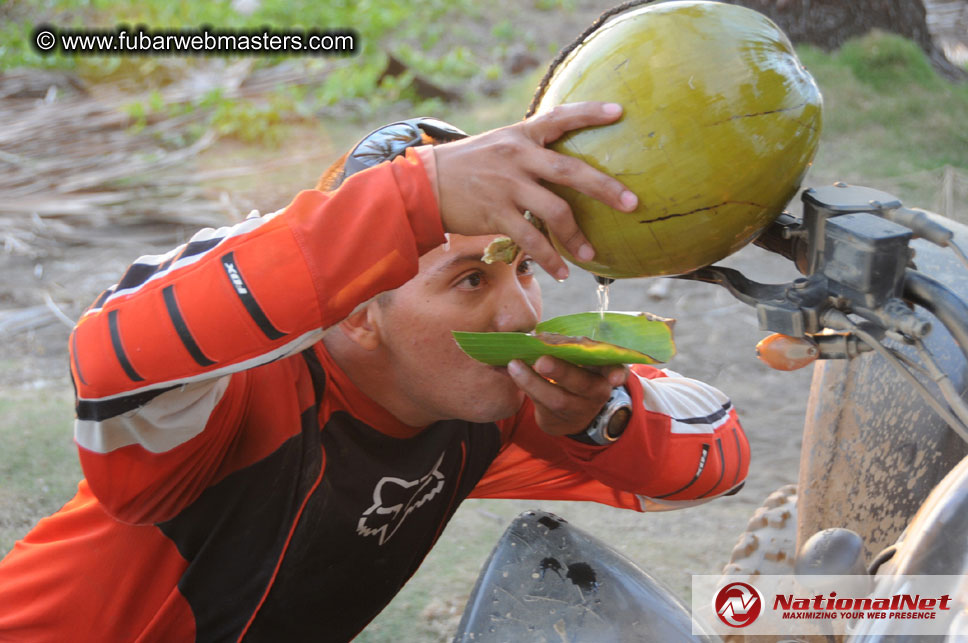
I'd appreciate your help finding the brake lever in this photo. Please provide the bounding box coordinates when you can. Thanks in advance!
[676,267,829,337]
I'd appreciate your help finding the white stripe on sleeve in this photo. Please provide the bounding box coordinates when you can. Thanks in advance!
[75,376,231,454]
[634,369,733,435]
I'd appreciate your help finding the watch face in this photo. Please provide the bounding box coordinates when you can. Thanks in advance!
[605,407,632,440]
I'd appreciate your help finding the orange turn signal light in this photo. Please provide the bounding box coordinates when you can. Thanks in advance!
[756,333,819,371]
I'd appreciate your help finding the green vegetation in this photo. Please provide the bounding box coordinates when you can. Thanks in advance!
[1,0,496,145]
[0,391,81,556]
[798,32,968,214]
[2,0,479,76]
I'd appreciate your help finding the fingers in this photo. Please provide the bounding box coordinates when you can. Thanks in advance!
[500,206,571,280]
[528,145,638,216]
[508,358,598,429]
[510,179,592,278]
[526,102,623,145]
[507,356,627,436]
[510,151,633,265]
[533,356,628,393]
[432,102,638,280]
[521,103,637,214]
[514,104,637,267]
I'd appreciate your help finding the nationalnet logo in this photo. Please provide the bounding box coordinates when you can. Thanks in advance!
[772,590,952,621]
[715,582,764,627]
[693,575,965,637]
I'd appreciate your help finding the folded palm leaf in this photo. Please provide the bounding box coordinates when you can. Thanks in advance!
[453,311,675,366]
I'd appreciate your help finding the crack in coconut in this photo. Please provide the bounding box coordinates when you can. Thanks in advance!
[638,200,768,224]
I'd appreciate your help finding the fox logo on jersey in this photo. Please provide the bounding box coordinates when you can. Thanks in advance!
[357,452,447,545]
[223,260,248,295]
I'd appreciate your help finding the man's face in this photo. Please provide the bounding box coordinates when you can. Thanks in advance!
[372,234,542,425]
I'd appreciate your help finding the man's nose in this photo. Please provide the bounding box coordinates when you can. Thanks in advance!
[493,279,539,333]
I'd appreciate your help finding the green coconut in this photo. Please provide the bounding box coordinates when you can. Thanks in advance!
[534,0,823,278]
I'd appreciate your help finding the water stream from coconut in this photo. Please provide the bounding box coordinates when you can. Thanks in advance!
[596,282,610,320]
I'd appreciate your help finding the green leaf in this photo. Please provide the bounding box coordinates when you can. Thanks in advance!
[452,311,675,366]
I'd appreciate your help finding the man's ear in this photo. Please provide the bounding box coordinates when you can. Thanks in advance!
[336,302,382,351]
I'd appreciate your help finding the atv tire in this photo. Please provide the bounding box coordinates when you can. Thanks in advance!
[723,483,798,577]
[719,485,825,643]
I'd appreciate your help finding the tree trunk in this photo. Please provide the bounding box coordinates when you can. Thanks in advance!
[721,0,967,80]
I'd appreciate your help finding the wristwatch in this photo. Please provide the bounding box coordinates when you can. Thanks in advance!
[568,386,633,446]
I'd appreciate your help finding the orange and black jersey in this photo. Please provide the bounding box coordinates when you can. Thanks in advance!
[0,149,748,642]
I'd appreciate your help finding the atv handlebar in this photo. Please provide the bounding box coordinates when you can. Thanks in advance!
[903,269,968,354]
[686,182,968,363]
[676,181,968,439]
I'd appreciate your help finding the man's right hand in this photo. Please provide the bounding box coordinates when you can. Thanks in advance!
[432,102,638,281]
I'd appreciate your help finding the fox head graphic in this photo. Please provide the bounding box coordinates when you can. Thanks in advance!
[356,452,446,545]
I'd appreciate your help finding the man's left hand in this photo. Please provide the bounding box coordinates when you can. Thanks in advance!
[507,356,628,437]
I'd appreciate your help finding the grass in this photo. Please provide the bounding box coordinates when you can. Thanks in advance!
[798,32,968,219]
[0,390,81,556]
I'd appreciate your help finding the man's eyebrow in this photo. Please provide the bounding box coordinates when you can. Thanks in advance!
[430,252,490,276]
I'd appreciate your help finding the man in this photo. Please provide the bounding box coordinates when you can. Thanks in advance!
[0,103,747,641]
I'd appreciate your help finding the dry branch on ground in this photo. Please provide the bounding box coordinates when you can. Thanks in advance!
[0,60,342,260]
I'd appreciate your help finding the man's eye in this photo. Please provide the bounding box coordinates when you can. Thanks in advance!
[458,272,484,288]
[517,258,535,275]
